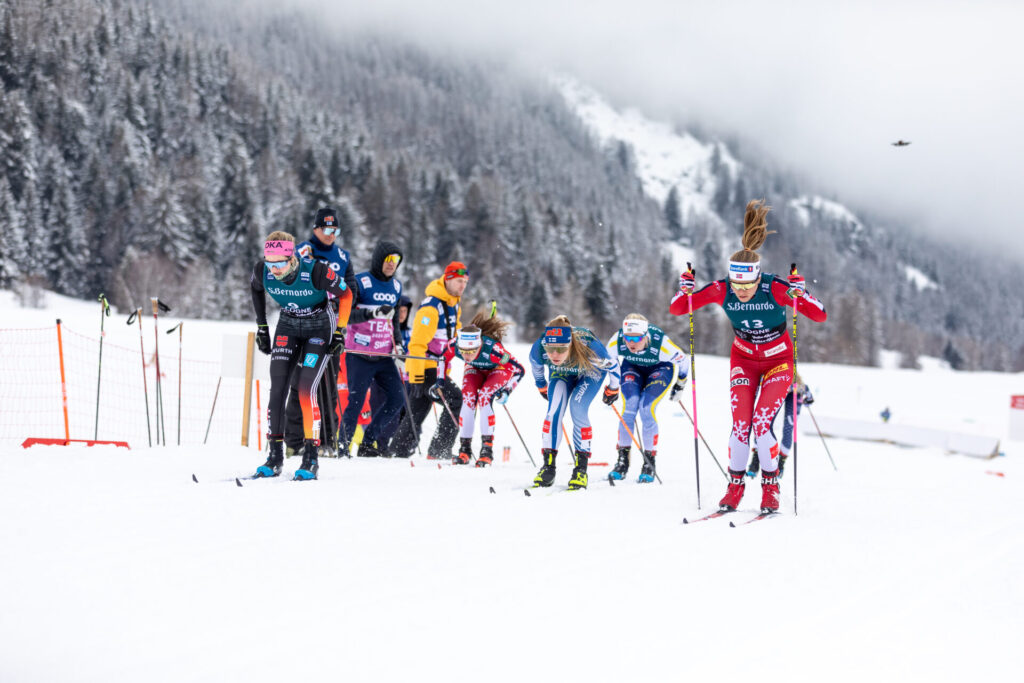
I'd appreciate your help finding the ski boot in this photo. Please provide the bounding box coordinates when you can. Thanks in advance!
[454,437,473,465]
[746,448,760,478]
[293,440,319,481]
[718,469,747,511]
[568,450,589,490]
[476,435,494,467]
[760,470,781,513]
[255,437,284,478]
[638,450,657,483]
[532,449,557,488]
[778,454,789,478]
[609,447,630,480]
[357,440,381,458]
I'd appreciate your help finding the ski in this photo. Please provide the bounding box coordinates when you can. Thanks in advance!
[729,511,780,527]
[682,509,735,524]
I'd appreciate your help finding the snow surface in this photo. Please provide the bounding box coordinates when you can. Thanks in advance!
[2,292,1022,682]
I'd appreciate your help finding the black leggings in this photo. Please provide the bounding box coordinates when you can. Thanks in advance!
[267,314,333,444]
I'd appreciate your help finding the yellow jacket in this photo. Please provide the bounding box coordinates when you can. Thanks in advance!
[405,277,462,384]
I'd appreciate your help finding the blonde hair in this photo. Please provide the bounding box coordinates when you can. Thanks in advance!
[266,230,295,243]
[729,199,775,262]
[624,312,647,323]
[471,311,512,342]
[545,314,599,376]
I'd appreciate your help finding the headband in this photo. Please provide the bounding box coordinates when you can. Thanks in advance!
[264,240,295,258]
[622,319,649,337]
[728,260,761,283]
[457,329,482,350]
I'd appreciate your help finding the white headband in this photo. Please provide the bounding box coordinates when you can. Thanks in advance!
[457,329,482,350]
[728,260,761,283]
[622,319,649,337]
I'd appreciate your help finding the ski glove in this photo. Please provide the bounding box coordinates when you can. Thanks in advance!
[369,304,394,319]
[255,324,271,355]
[670,375,688,401]
[329,328,345,354]
[678,271,695,293]
[787,273,806,298]
[491,388,510,406]
[538,385,549,400]
[427,382,443,401]
[602,386,620,406]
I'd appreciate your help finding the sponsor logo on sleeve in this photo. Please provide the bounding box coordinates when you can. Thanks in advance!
[361,276,372,288]
[325,268,335,281]
[421,316,430,325]
[298,245,313,258]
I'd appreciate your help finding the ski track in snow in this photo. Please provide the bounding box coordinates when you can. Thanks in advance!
[1,292,1022,682]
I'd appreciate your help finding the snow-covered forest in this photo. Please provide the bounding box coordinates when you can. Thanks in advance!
[1,0,1021,370]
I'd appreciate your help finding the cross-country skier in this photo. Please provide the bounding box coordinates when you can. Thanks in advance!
[251,231,353,480]
[605,314,688,483]
[284,206,358,456]
[671,199,827,513]
[341,240,406,458]
[443,312,524,466]
[529,315,620,490]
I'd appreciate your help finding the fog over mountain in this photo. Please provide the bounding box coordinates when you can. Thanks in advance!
[1,0,1021,371]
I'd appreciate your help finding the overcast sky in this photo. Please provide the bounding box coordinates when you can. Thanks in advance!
[243,0,1024,257]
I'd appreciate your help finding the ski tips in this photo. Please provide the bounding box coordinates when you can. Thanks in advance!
[607,475,615,487]
[192,473,198,483]
[235,478,243,487]
[489,486,496,494]
[728,521,736,527]
[523,489,531,497]
[682,518,689,524]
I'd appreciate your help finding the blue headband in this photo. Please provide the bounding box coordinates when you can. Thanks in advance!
[542,326,572,345]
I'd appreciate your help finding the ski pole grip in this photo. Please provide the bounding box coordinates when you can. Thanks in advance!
[127,310,137,325]
[151,298,159,316]
[790,262,798,276]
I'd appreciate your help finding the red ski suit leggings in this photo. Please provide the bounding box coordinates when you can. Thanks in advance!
[727,340,793,474]
[459,366,515,439]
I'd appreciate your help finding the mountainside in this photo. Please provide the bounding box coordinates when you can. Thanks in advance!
[1,0,1020,370]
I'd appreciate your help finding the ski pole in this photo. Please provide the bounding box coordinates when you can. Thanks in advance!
[806,405,838,471]
[435,384,469,462]
[686,262,701,509]
[501,405,536,467]
[94,293,111,440]
[151,298,168,445]
[204,377,221,445]
[677,400,727,478]
[612,404,661,484]
[790,263,799,516]
[167,322,183,445]
[396,368,422,458]
[128,309,152,447]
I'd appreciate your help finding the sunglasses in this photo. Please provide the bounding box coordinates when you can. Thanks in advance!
[543,344,570,354]
[623,334,645,344]
[458,346,481,355]
[730,280,759,291]
[321,227,340,236]
[265,259,290,269]
[384,253,402,265]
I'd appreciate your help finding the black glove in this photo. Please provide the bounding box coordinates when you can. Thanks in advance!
[491,388,510,406]
[370,304,394,320]
[408,382,428,399]
[329,328,345,354]
[602,386,619,406]
[255,324,270,355]
[427,382,443,401]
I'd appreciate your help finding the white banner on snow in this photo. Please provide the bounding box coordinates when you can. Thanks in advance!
[809,415,999,457]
